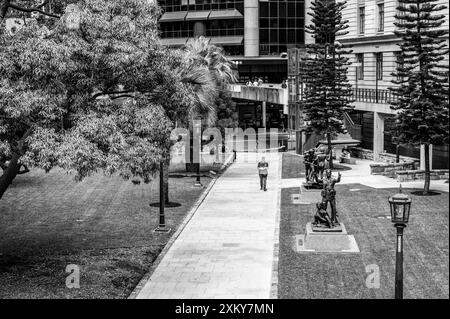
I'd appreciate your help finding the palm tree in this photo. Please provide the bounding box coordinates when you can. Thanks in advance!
[157,36,238,204]
[182,36,237,169]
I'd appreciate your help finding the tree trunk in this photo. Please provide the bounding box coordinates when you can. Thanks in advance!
[327,133,333,169]
[163,157,170,204]
[0,152,20,199]
[423,143,431,195]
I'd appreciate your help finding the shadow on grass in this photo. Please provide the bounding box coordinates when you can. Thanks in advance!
[149,202,182,208]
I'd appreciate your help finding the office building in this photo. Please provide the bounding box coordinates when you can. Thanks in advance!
[158,0,307,132]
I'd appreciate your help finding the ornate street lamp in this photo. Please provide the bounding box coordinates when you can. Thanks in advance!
[388,185,412,299]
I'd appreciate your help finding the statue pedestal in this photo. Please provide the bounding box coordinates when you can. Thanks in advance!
[295,222,360,253]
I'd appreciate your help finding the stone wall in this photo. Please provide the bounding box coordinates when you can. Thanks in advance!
[370,162,417,178]
[378,152,420,166]
[396,169,449,182]
[348,147,373,160]
[349,147,420,166]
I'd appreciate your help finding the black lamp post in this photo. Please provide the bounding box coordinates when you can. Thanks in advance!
[154,161,170,233]
[388,185,412,299]
[193,121,202,187]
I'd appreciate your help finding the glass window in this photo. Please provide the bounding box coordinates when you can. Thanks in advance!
[356,53,364,80]
[260,18,269,28]
[260,2,269,17]
[279,2,286,18]
[287,3,295,17]
[378,3,385,32]
[288,19,296,28]
[279,29,286,43]
[270,29,278,42]
[358,6,365,34]
[376,53,383,80]
[260,29,269,42]
[295,29,304,43]
[296,2,304,17]
[288,29,295,42]
[269,2,278,17]
[270,18,278,28]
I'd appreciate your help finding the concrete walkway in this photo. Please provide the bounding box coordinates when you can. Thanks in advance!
[136,152,281,299]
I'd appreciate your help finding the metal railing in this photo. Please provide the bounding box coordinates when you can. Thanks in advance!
[343,112,362,142]
[351,88,397,104]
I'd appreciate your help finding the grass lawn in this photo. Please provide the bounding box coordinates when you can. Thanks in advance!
[278,154,449,299]
[0,168,213,298]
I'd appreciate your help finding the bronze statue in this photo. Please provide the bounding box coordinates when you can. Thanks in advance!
[303,148,315,182]
[314,148,328,180]
[321,169,341,224]
[313,202,333,228]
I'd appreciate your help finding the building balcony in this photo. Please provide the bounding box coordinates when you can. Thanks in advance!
[226,83,288,106]
[351,88,397,104]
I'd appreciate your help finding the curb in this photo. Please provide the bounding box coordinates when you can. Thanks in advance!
[269,152,283,299]
[128,153,235,299]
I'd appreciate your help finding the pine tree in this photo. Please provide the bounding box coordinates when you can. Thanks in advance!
[390,0,449,195]
[302,0,354,169]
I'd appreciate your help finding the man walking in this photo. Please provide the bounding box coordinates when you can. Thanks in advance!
[257,156,269,191]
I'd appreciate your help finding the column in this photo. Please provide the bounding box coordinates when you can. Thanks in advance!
[262,101,266,128]
[420,144,433,170]
[373,112,384,161]
[244,0,259,57]
[193,21,206,37]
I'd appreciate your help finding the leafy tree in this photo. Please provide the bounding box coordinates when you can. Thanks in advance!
[390,0,449,195]
[0,0,213,199]
[301,0,354,169]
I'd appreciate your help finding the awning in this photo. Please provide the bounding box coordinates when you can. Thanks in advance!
[209,9,243,20]
[185,10,210,21]
[159,11,187,22]
[208,36,244,45]
[160,38,188,46]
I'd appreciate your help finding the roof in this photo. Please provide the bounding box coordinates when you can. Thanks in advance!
[159,11,188,22]
[208,36,244,45]
[160,37,188,46]
[185,10,210,21]
[209,9,243,20]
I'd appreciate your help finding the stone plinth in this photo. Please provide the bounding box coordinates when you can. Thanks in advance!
[295,222,360,253]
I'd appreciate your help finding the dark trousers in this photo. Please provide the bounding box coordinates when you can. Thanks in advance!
[323,198,338,223]
[259,174,267,190]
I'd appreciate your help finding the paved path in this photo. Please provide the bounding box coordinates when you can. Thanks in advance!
[136,152,281,299]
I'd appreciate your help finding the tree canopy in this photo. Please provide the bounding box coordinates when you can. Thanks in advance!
[0,0,225,199]
[301,0,354,167]
[390,0,449,194]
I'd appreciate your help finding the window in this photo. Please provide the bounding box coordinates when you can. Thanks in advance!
[375,53,383,80]
[358,6,365,34]
[258,0,306,56]
[356,53,364,80]
[377,2,385,32]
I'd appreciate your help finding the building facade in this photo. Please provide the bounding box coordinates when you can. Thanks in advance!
[158,0,307,132]
[336,0,449,168]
